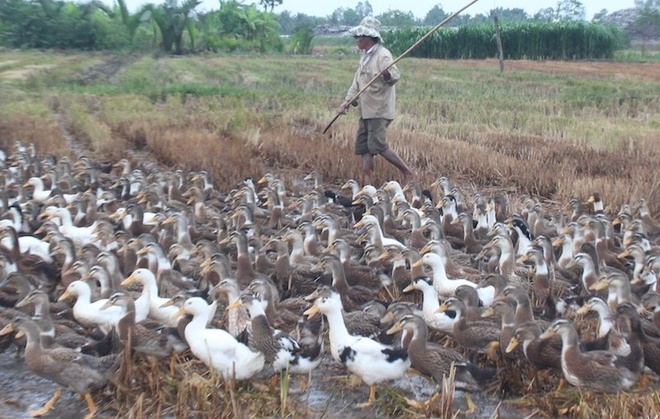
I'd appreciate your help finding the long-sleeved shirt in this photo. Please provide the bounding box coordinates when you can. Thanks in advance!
[345,43,400,120]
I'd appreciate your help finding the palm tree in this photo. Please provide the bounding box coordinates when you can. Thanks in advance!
[146,0,200,54]
[115,0,152,47]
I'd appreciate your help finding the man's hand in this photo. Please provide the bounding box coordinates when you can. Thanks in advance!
[381,69,391,81]
[337,101,350,115]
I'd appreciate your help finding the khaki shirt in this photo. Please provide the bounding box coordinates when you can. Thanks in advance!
[345,43,400,120]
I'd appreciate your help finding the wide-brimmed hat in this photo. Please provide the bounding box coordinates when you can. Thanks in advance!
[348,16,381,39]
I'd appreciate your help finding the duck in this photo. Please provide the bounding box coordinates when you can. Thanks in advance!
[383,246,424,291]
[220,230,267,288]
[14,289,94,350]
[617,242,649,280]
[566,251,603,295]
[23,176,58,203]
[245,278,304,333]
[174,297,265,380]
[327,238,385,293]
[614,303,660,376]
[100,292,187,358]
[553,233,577,270]
[135,241,198,297]
[312,254,377,311]
[500,285,548,327]
[304,293,410,407]
[641,291,660,329]
[210,278,251,339]
[402,276,455,333]
[450,212,485,254]
[479,233,527,282]
[0,317,121,419]
[575,296,630,355]
[120,268,181,327]
[516,248,571,318]
[57,280,123,334]
[395,207,427,250]
[0,224,53,264]
[305,286,382,338]
[437,297,500,356]
[386,314,497,394]
[531,235,579,287]
[589,270,639,310]
[475,242,500,276]
[414,252,494,306]
[477,273,509,301]
[437,195,464,240]
[480,299,516,356]
[637,198,660,237]
[353,214,405,249]
[402,180,429,209]
[227,293,322,377]
[422,240,481,280]
[0,271,40,307]
[46,207,96,248]
[539,318,639,393]
[506,321,562,370]
[455,284,492,321]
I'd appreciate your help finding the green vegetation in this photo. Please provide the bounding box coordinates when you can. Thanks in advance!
[383,22,626,60]
[0,0,652,59]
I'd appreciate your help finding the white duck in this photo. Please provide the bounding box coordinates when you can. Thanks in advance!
[57,280,123,334]
[120,268,179,327]
[402,276,455,333]
[47,207,96,248]
[176,297,265,381]
[304,294,410,407]
[23,177,54,203]
[0,225,53,264]
[414,252,494,306]
[354,214,405,249]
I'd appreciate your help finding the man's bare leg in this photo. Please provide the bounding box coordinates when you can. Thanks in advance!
[361,154,375,185]
[380,148,415,182]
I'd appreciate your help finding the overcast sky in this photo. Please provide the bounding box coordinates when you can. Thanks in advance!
[113,0,635,20]
[273,0,634,20]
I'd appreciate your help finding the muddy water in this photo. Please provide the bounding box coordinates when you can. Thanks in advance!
[0,352,89,418]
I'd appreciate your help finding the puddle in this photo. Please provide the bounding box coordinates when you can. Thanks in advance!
[0,351,91,418]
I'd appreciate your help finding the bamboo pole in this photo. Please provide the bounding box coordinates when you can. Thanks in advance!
[323,0,481,134]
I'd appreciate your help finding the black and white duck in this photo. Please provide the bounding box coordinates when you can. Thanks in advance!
[304,293,410,407]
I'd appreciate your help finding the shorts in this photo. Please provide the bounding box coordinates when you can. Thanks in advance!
[354,118,391,155]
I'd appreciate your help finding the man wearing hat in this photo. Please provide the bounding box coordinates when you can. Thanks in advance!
[338,16,415,184]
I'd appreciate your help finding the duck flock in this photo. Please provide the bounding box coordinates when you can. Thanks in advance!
[1,141,660,417]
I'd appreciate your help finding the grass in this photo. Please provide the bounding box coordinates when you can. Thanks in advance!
[1,50,660,417]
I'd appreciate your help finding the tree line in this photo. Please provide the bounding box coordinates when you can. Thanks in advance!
[0,0,657,54]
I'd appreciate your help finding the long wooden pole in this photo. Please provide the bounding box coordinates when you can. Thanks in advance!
[323,0,481,134]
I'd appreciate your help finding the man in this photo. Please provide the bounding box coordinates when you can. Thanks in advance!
[337,16,415,184]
